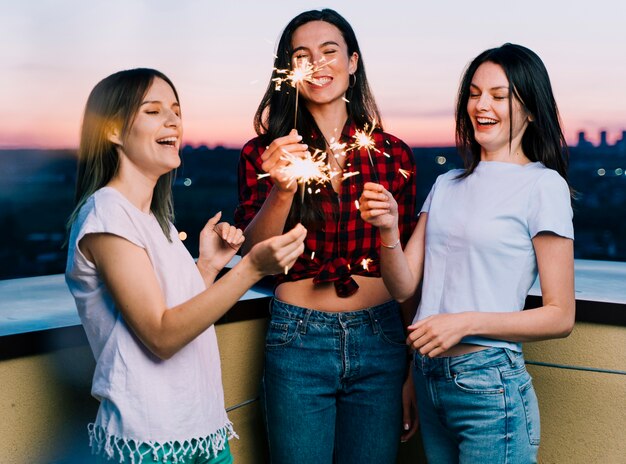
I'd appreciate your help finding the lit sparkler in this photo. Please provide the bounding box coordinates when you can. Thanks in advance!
[347,120,384,183]
[278,148,331,206]
[274,57,335,128]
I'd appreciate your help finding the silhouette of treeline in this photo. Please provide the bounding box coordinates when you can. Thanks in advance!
[0,144,624,279]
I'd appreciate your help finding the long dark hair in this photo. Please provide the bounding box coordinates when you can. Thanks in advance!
[455,43,569,183]
[254,8,382,228]
[67,68,179,240]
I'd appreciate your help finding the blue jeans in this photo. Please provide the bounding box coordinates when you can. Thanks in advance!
[413,347,540,464]
[262,298,407,464]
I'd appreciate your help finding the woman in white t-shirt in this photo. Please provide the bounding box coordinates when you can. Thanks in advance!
[359,44,574,463]
[65,68,306,464]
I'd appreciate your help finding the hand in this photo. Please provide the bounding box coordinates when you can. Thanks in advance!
[401,368,419,442]
[197,211,245,275]
[406,313,470,358]
[248,223,307,276]
[261,129,309,194]
[359,182,399,231]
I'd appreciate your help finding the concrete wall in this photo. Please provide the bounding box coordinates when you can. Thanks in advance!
[523,322,626,464]
[1,318,624,463]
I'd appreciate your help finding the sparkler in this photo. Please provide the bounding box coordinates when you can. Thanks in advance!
[274,57,335,128]
[278,148,331,209]
[347,120,385,183]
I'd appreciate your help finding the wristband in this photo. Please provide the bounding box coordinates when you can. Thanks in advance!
[380,237,401,249]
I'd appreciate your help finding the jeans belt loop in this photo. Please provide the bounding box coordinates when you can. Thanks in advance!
[503,347,517,367]
[298,308,311,334]
[367,309,379,335]
[444,356,453,380]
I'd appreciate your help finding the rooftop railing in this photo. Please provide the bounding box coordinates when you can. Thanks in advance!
[1,259,624,463]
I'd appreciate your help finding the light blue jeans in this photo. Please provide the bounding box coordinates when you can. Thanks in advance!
[413,347,540,464]
[262,298,407,464]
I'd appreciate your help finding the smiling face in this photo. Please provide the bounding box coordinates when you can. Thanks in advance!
[112,77,182,179]
[467,61,530,161]
[290,20,358,114]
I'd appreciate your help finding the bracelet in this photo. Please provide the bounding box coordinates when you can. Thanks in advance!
[380,237,401,249]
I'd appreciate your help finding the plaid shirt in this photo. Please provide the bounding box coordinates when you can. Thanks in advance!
[235,120,417,297]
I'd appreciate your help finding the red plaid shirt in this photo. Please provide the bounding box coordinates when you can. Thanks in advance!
[235,120,417,297]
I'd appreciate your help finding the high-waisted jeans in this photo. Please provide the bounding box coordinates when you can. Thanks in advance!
[413,347,540,464]
[262,298,408,464]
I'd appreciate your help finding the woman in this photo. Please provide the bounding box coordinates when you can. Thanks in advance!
[65,68,306,464]
[234,9,418,464]
[360,43,575,463]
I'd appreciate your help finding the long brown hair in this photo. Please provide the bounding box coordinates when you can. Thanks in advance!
[67,68,180,240]
[456,44,569,184]
[254,9,382,229]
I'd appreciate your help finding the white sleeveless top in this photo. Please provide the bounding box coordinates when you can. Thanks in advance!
[65,187,234,462]
[416,162,574,352]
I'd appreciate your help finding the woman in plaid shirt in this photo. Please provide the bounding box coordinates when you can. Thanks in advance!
[234,8,418,464]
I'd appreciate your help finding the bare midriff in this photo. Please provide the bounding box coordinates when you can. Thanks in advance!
[435,344,488,358]
[275,276,393,312]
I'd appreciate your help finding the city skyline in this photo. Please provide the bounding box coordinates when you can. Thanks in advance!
[2,0,626,149]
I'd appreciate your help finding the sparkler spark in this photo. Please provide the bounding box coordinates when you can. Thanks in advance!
[347,120,381,182]
[398,168,411,179]
[341,171,360,182]
[273,57,335,128]
[279,148,331,190]
[278,148,331,219]
[361,258,373,271]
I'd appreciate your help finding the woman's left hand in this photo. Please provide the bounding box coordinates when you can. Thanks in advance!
[359,182,398,230]
[406,313,471,358]
[197,211,245,276]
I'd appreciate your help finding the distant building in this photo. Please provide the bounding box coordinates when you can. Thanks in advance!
[577,131,594,149]
[616,131,626,154]
[599,130,609,148]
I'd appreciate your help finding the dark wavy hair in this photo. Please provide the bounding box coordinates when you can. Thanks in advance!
[455,43,569,184]
[253,9,382,227]
[67,68,179,240]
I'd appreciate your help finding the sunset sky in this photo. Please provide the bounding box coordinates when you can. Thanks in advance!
[2,0,625,149]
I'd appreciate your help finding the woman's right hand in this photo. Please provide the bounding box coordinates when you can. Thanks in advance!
[261,129,309,194]
[359,182,399,230]
[248,223,307,275]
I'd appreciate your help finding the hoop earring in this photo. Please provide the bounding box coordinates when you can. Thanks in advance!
[348,73,357,89]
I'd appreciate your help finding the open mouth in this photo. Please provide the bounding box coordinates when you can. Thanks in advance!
[156,136,178,147]
[309,76,332,87]
[476,117,498,126]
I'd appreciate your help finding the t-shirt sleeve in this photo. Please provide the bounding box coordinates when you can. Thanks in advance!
[527,171,574,239]
[76,195,146,251]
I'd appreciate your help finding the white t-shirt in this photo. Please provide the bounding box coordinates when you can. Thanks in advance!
[65,187,233,461]
[416,161,574,352]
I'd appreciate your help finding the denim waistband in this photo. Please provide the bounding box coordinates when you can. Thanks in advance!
[414,347,524,379]
[270,298,399,327]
